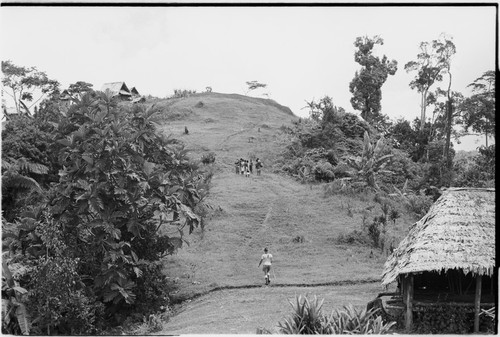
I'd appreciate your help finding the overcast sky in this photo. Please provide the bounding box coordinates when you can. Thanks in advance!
[0,5,496,150]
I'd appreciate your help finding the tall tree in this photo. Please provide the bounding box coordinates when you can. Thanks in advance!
[349,35,397,126]
[1,60,59,115]
[68,81,94,100]
[405,34,456,131]
[459,70,495,146]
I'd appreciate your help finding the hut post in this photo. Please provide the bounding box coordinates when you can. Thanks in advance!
[405,274,414,332]
[474,274,482,333]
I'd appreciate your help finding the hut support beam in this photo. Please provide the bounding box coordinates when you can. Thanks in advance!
[474,275,482,333]
[405,274,414,332]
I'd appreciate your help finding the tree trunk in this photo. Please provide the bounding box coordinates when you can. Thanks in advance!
[420,90,427,131]
[485,129,488,147]
[443,71,453,171]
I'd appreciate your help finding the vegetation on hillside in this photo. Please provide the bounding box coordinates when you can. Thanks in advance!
[2,75,211,334]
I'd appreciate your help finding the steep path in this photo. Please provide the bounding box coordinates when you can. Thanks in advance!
[150,93,395,333]
[159,169,390,333]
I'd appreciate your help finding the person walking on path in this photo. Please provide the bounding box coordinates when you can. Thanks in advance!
[249,159,253,174]
[240,158,245,175]
[255,158,263,176]
[258,247,273,285]
[235,159,240,174]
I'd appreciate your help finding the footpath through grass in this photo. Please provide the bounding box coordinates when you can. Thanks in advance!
[149,93,410,333]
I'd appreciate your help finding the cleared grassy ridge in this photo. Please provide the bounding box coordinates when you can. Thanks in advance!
[145,93,413,333]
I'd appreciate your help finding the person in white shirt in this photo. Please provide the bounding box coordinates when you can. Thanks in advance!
[258,247,273,285]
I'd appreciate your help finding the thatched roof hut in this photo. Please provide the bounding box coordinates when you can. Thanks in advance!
[380,187,496,332]
[101,82,132,99]
[382,187,495,286]
[130,87,140,96]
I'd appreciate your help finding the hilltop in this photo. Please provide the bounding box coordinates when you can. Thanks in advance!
[137,93,416,333]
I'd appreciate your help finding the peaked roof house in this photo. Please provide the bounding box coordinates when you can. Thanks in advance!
[130,87,140,96]
[101,82,132,100]
[380,187,496,333]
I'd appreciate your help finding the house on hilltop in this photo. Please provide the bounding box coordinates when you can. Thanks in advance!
[380,187,496,333]
[130,87,140,97]
[101,82,132,100]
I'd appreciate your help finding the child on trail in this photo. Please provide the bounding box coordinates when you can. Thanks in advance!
[255,159,263,176]
[258,247,273,285]
[245,165,250,177]
[240,159,245,175]
[235,159,240,174]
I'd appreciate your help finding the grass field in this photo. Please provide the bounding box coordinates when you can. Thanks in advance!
[141,93,414,333]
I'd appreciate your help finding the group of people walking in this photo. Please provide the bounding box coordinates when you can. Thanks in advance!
[235,158,263,177]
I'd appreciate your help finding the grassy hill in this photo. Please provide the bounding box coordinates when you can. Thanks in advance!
[139,93,416,333]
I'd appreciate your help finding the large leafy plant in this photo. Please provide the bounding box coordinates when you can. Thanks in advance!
[46,91,205,312]
[346,131,393,190]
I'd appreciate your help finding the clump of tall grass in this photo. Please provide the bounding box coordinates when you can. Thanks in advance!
[277,295,395,334]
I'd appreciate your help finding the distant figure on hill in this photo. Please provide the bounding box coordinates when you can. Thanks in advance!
[235,159,240,174]
[240,158,245,175]
[255,158,263,176]
[184,126,189,134]
[249,159,253,174]
[258,247,273,285]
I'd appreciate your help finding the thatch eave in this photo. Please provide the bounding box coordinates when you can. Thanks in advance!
[381,188,495,286]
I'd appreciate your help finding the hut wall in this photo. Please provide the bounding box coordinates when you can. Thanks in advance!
[413,270,496,302]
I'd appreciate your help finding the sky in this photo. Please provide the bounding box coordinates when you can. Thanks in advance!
[0,4,497,150]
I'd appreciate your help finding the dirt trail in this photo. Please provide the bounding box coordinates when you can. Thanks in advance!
[156,95,388,333]
[161,282,382,334]
[159,167,387,334]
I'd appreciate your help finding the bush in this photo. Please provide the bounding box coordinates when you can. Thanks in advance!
[27,256,105,335]
[336,230,370,245]
[276,295,395,334]
[278,295,326,334]
[170,89,196,98]
[201,152,216,165]
[324,304,396,334]
[405,193,433,218]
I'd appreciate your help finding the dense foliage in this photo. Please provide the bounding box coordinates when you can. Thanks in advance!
[2,88,210,334]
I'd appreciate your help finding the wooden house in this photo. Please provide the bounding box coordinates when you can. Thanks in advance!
[380,188,496,333]
[101,82,132,100]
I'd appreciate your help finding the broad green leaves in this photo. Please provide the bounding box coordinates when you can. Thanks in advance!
[346,131,393,190]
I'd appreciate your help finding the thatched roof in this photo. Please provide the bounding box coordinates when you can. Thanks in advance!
[381,188,495,286]
[130,87,140,96]
[101,82,132,97]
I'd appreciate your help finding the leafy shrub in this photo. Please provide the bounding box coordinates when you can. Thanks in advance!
[201,152,216,165]
[336,230,370,245]
[132,261,170,316]
[278,295,327,334]
[1,92,209,333]
[367,219,382,248]
[277,295,395,334]
[312,161,335,182]
[405,193,433,217]
[27,256,105,335]
[170,89,196,98]
[453,144,496,187]
[323,305,396,334]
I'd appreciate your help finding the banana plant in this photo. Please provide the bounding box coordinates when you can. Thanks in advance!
[345,131,393,190]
